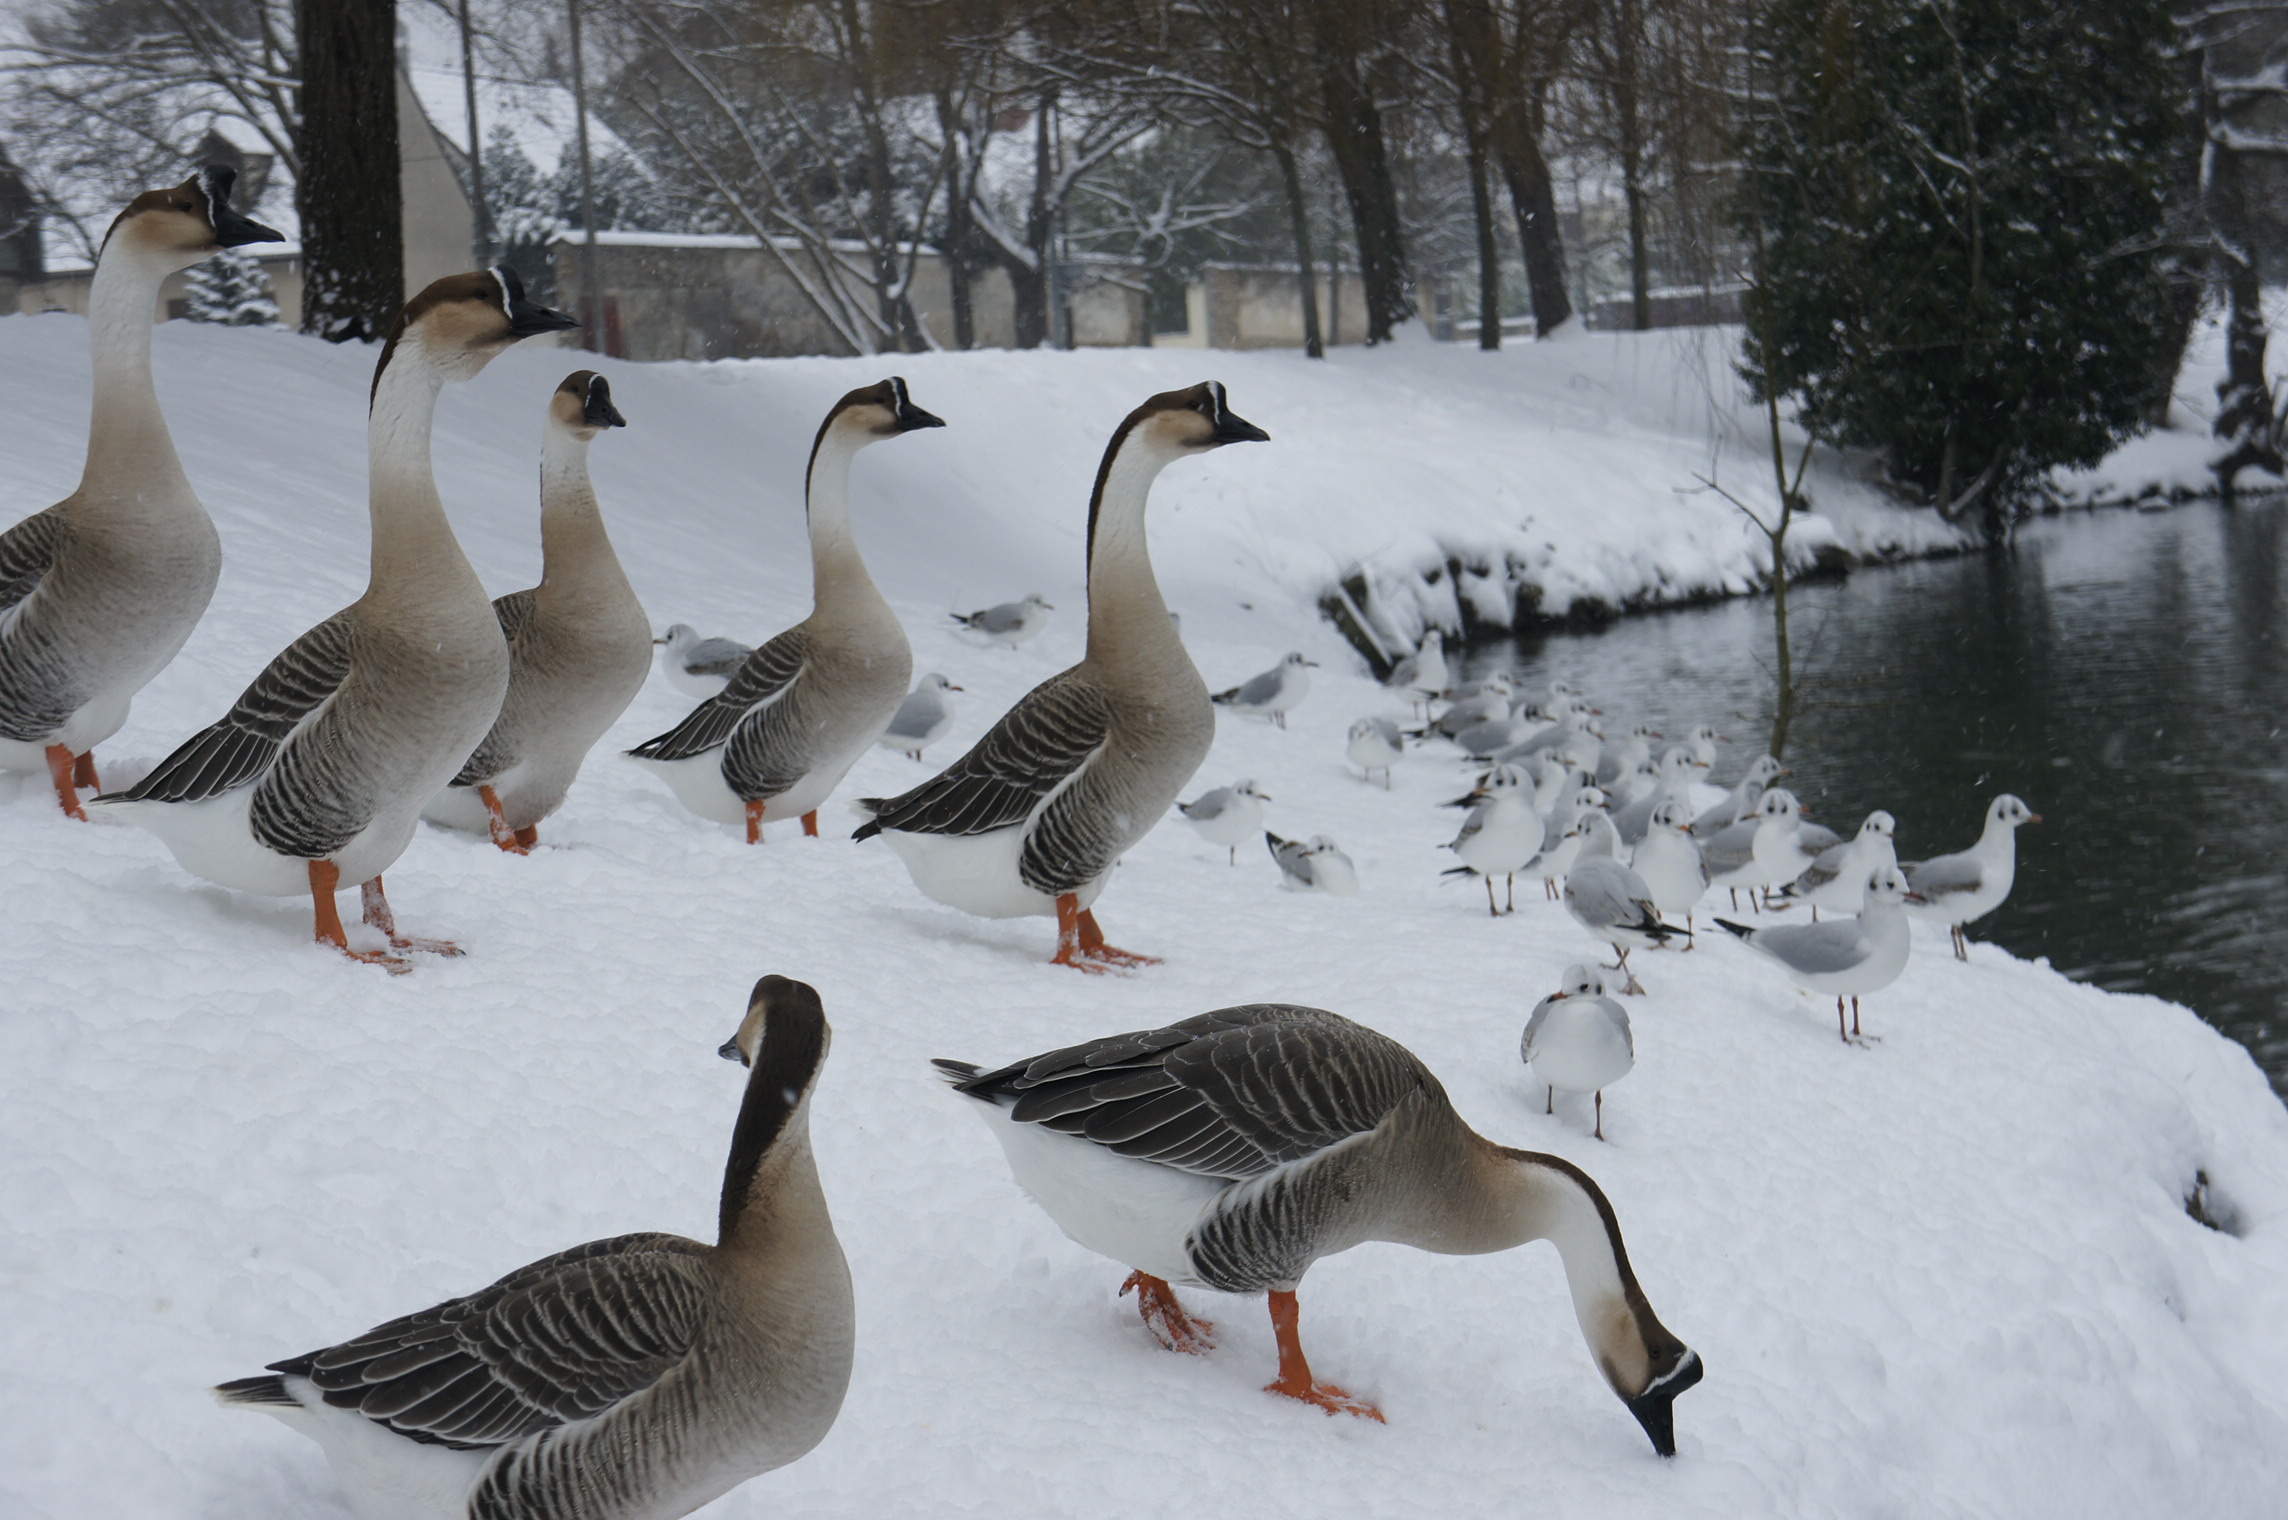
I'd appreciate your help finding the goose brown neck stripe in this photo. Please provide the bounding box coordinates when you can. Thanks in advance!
[718,978,829,1243]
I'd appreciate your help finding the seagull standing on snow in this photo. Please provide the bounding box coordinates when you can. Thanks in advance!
[1214,652,1317,728]
[1563,812,1679,995]
[1631,800,1710,945]
[1383,630,1447,713]
[1900,794,2041,959]
[1267,831,1358,895]
[1693,754,1785,838]
[1780,809,1896,917]
[1521,965,1635,1139]
[654,623,753,699]
[952,593,1054,649]
[1345,717,1404,786]
[1720,866,1921,1043]
[1442,764,1544,915]
[1177,779,1270,864]
[1704,787,1815,910]
[878,673,962,760]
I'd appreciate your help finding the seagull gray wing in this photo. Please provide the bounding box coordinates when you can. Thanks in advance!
[1215,667,1283,707]
[271,1232,710,1451]
[1789,838,1854,893]
[1568,858,1661,928]
[958,601,1024,633]
[1798,821,1843,855]
[0,506,62,619]
[1902,851,1985,902]
[1701,815,1763,873]
[884,687,946,741]
[855,668,1109,839]
[682,635,751,680]
[1384,653,1422,689]
[1745,919,1877,976]
[626,626,809,763]
[110,614,356,805]
[1520,999,1554,1061]
[1181,787,1235,821]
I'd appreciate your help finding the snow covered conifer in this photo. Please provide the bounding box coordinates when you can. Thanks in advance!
[182,246,279,327]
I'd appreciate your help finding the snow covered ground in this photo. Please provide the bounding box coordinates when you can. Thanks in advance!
[4,315,2287,1518]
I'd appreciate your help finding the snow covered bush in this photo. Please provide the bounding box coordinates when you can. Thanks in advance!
[180,246,277,327]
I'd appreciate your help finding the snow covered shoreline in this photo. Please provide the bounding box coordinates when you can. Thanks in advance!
[4,315,2287,1517]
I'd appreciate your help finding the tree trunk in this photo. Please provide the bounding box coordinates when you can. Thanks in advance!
[1273,143,1325,359]
[1311,17,1410,343]
[2213,254,2282,492]
[1010,88,1055,350]
[1444,1,1499,350]
[295,0,401,341]
[936,89,975,351]
[1468,135,1501,349]
[1491,124,1570,336]
[1614,0,1650,330]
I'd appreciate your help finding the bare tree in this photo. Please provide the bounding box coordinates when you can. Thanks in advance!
[297,0,401,339]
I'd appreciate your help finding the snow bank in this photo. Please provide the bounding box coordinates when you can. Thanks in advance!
[2,316,2285,1518]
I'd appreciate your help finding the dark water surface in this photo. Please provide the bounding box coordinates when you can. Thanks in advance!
[1460,501,2288,1094]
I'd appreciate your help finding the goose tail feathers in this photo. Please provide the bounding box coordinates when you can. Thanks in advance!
[213,1374,295,1409]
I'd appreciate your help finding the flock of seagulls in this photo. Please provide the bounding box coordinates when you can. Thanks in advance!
[1,171,2049,1518]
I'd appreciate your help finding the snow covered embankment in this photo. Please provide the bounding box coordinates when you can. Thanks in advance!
[1,316,2285,1519]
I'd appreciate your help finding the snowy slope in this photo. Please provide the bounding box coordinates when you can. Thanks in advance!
[2,317,2285,1519]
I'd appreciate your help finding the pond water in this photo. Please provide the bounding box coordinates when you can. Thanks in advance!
[1458,500,2288,1095]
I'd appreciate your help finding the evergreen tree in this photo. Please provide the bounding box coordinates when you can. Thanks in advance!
[182,247,279,326]
[1739,0,2183,532]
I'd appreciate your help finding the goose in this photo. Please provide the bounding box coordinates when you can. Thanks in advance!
[952,592,1054,648]
[932,1004,1701,1450]
[1720,866,1922,1042]
[1266,830,1359,894]
[1611,746,1700,845]
[1563,812,1679,995]
[853,383,1264,970]
[877,672,963,760]
[1692,754,1785,839]
[1382,629,1446,712]
[655,623,752,699]
[1345,715,1404,786]
[1441,763,1543,915]
[1521,965,1634,1139]
[90,270,573,969]
[0,167,280,818]
[214,974,852,1520]
[420,372,649,854]
[1212,651,1316,728]
[1176,778,1270,864]
[1703,787,1813,911]
[1630,800,1710,945]
[1900,794,2041,959]
[1779,809,1897,918]
[627,379,940,843]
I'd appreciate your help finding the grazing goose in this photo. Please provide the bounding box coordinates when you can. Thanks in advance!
[1345,715,1404,786]
[952,592,1054,648]
[1692,754,1785,839]
[877,672,962,760]
[0,167,280,818]
[854,383,1265,970]
[1177,778,1270,864]
[1720,866,1921,1042]
[1900,794,2041,958]
[933,1005,1701,1449]
[628,379,940,843]
[215,975,853,1520]
[421,372,649,853]
[91,270,573,969]
[1266,830,1359,895]
[1779,809,1897,918]
[1631,800,1711,944]
[1212,650,1317,728]
[1563,812,1679,995]
[655,623,752,699]
[1521,965,1634,1139]
[1382,629,1446,712]
[1442,763,1543,915]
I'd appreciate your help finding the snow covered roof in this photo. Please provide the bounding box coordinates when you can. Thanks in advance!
[400,6,629,175]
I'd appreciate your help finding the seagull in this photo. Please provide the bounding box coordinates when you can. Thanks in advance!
[1631,800,1710,945]
[1213,652,1317,728]
[1563,812,1680,995]
[1449,706,1543,760]
[1420,677,1517,740]
[1900,794,2041,959]
[1780,810,1897,917]
[1267,831,1359,895]
[1611,747,1700,845]
[654,623,752,700]
[1177,779,1271,864]
[1704,787,1814,911]
[1442,764,1544,915]
[1529,788,1608,900]
[1596,725,1662,787]
[1345,717,1404,786]
[1719,866,1922,1043]
[1681,725,1724,770]
[1521,965,1634,1140]
[1441,668,1516,705]
[1383,630,1448,712]
[878,672,962,760]
[952,592,1054,649]
[1692,754,1786,838]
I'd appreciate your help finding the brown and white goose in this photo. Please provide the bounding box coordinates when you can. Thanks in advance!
[422,372,650,852]
[90,270,574,969]
[854,382,1266,971]
[216,975,853,1520]
[935,1003,1702,1452]
[627,379,940,842]
[0,167,279,817]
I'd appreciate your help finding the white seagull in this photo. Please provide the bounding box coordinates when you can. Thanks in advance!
[1631,800,1711,945]
[1692,754,1786,838]
[1780,809,1897,917]
[1442,764,1544,915]
[1563,812,1681,995]
[1521,964,1635,1139]
[1719,865,1922,1043]
[1383,630,1448,712]
[1213,651,1317,728]
[878,672,963,760]
[1345,716,1405,786]
[1177,779,1271,864]
[1267,831,1359,895]
[654,623,753,700]
[1900,794,2041,959]
[952,592,1054,649]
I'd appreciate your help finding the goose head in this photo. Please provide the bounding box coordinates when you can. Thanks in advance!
[551,370,627,441]
[103,165,283,270]
[820,375,945,448]
[1127,380,1270,457]
[717,973,833,1072]
[373,267,578,392]
[1988,793,2041,829]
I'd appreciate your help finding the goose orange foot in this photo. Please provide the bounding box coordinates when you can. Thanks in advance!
[309,861,410,974]
[360,876,463,957]
[1263,1289,1384,1422]
[1073,902,1161,968]
[479,785,530,855]
[1121,1272,1215,1355]
[44,744,88,820]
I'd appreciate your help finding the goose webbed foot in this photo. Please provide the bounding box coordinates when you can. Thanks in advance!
[1053,897,1161,972]
[479,785,530,855]
[44,745,88,821]
[802,810,820,837]
[71,749,99,791]
[1263,1290,1384,1423]
[513,824,539,851]
[309,861,410,974]
[746,800,765,845]
[1121,1272,1216,1355]
[359,876,463,957]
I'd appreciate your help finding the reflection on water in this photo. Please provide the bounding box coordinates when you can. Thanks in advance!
[1460,501,2288,1095]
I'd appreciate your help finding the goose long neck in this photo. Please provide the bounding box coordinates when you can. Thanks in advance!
[536,427,624,598]
[1084,436,1181,667]
[803,428,884,614]
[718,1104,831,1257]
[1476,1145,1660,1394]
[365,339,479,605]
[78,242,190,503]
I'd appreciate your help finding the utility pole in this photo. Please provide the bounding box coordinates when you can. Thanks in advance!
[459,0,494,266]
[567,0,600,350]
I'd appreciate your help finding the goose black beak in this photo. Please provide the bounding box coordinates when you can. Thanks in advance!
[1624,1349,1702,1458]
[584,375,628,428]
[1213,408,1270,445]
[200,165,284,249]
[718,1036,750,1066]
[496,266,580,337]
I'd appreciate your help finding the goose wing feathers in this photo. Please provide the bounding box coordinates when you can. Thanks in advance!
[113,615,355,804]
[0,506,61,618]
[627,626,809,763]
[273,1231,711,1451]
[949,1005,1431,1180]
[447,592,540,787]
[858,669,1109,838]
